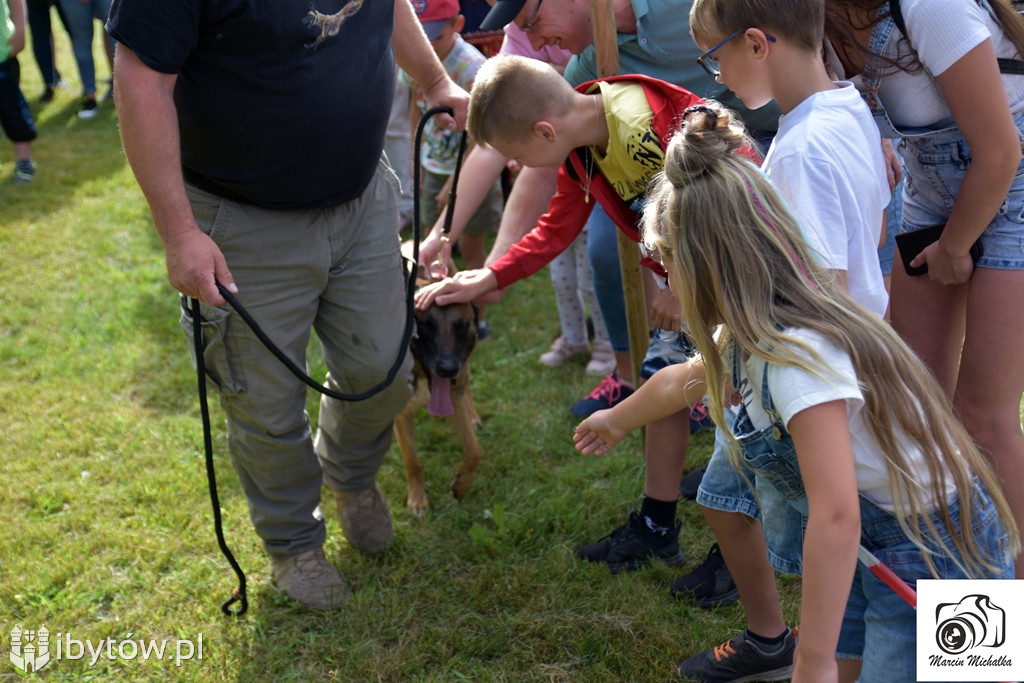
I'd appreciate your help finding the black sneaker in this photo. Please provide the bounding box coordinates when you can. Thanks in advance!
[671,543,739,608]
[78,98,98,119]
[679,465,707,501]
[677,627,796,682]
[574,510,685,574]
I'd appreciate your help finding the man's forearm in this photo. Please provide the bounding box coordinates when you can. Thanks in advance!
[113,46,195,245]
[393,0,447,94]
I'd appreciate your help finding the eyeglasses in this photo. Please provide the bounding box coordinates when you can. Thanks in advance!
[696,29,776,78]
[522,0,543,32]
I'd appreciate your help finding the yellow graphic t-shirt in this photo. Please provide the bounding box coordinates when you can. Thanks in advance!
[590,82,665,206]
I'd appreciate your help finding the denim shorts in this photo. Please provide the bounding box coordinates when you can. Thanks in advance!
[898,105,1024,270]
[837,490,1013,680]
[696,411,809,576]
[639,329,697,380]
[695,420,761,518]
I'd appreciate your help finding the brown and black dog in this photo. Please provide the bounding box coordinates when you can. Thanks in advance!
[394,272,483,517]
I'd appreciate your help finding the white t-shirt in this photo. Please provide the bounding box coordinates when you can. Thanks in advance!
[762,83,890,319]
[879,0,1024,128]
[737,328,957,511]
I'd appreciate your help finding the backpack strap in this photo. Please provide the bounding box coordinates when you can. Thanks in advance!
[889,0,1024,73]
[889,0,908,36]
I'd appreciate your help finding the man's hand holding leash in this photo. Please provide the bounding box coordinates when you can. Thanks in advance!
[163,227,238,307]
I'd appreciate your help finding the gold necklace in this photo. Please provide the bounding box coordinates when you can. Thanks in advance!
[583,94,599,203]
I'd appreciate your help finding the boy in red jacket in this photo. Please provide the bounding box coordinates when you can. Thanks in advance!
[417,53,758,573]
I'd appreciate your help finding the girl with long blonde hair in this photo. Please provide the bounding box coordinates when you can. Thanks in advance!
[574,107,1017,682]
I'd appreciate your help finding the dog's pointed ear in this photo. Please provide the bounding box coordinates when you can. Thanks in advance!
[471,302,479,326]
[416,262,427,281]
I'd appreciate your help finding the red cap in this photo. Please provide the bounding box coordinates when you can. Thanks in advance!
[411,0,460,39]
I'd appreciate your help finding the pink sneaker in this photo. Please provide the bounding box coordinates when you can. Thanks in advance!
[586,338,616,376]
[539,336,589,366]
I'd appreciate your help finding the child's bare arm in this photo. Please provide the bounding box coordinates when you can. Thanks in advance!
[7,0,26,55]
[573,360,706,455]
[788,400,861,682]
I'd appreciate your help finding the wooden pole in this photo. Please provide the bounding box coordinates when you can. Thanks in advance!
[590,0,648,392]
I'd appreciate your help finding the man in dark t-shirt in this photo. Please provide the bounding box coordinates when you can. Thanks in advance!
[107,0,469,610]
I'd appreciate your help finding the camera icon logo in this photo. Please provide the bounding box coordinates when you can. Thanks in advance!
[935,594,1005,655]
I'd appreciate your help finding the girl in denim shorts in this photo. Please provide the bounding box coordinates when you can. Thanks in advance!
[573,109,1019,682]
[825,0,1024,582]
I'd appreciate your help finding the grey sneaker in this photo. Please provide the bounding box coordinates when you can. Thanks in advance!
[677,627,796,682]
[12,160,36,184]
[270,547,348,609]
[333,483,394,554]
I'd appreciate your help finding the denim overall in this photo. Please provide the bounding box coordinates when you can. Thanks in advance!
[859,6,1024,269]
[731,350,1012,679]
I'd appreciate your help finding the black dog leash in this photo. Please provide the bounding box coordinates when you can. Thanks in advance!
[414,108,469,276]
[192,107,465,615]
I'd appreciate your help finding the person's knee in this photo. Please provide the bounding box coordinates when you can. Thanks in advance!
[955,392,1021,450]
[703,506,760,535]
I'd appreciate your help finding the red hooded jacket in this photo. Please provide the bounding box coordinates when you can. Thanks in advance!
[488,74,758,289]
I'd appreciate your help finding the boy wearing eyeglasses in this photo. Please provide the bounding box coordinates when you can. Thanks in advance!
[668,0,891,680]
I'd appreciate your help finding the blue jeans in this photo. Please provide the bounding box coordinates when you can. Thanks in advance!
[27,1,67,87]
[585,204,630,353]
[59,0,112,96]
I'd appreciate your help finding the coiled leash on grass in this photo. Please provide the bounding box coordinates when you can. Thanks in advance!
[192,107,466,615]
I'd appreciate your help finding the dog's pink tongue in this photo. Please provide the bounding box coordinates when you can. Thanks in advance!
[427,376,454,418]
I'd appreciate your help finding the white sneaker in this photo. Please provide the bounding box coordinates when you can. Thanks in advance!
[586,338,616,376]
[539,337,589,367]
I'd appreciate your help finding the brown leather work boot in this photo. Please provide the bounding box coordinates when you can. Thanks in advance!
[270,547,348,609]
[332,483,394,554]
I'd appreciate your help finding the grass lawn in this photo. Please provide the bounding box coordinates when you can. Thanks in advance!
[0,20,807,681]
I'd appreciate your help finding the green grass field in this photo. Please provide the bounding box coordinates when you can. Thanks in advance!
[0,21,804,681]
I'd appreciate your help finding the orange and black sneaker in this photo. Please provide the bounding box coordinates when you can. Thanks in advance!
[677,627,796,682]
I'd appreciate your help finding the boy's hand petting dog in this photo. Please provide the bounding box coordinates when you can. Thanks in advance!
[573,410,627,456]
[649,287,682,333]
[414,268,502,310]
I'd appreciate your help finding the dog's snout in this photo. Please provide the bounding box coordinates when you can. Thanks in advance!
[433,356,462,379]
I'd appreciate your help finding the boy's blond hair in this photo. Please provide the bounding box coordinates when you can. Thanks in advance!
[468,54,577,147]
[690,0,824,51]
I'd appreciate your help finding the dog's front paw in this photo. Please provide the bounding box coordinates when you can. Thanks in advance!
[407,489,429,518]
[450,470,476,500]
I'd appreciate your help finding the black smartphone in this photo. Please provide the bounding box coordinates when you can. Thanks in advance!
[894,225,983,277]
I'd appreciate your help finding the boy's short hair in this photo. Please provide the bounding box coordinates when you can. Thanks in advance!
[468,54,577,147]
[690,0,824,51]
